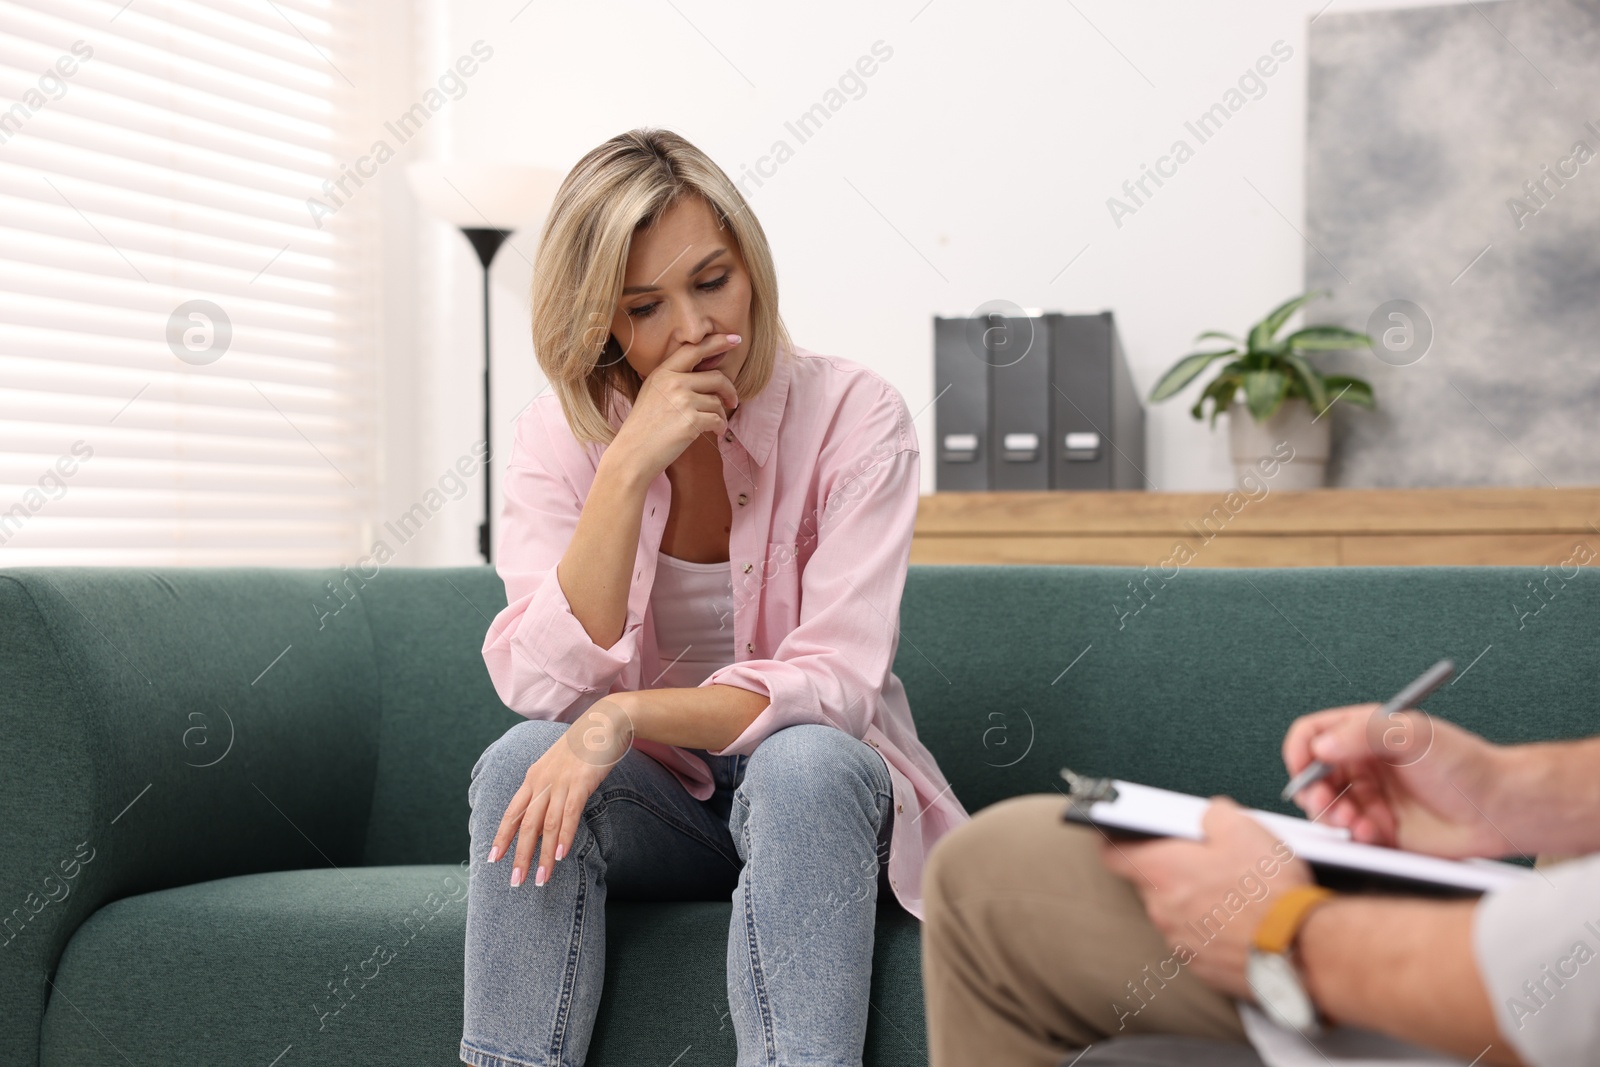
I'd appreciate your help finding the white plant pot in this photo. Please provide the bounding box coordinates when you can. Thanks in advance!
[1227,397,1329,490]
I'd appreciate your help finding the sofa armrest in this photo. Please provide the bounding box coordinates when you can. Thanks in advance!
[0,569,383,1066]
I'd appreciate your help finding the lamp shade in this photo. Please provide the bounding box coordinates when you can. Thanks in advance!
[406,161,564,230]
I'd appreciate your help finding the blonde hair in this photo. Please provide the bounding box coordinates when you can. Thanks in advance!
[530,127,793,446]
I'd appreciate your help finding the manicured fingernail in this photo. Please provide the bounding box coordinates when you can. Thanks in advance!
[555,843,566,862]
[726,333,741,343]
[487,844,503,864]
[510,866,524,887]
[535,865,547,887]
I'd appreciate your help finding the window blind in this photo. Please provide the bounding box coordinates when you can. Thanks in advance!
[0,0,377,565]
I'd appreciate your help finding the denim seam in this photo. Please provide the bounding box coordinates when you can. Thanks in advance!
[592,786,741,868]
[458,1037,549,1067]
[548,834,594,1064]
[736,810,779,1065]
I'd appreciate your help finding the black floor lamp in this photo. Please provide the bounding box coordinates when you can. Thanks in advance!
[462,227,511,563]
[406,163,562,564]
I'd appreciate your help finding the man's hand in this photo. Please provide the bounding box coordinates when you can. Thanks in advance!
[1282,704,1512,857]
[488,695,637,888]
[1099,797,1314,1001]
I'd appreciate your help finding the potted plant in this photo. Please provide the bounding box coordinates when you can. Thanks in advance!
[1148,290,1375,489]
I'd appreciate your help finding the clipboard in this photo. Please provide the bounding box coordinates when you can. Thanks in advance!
[1059,769,1536,897]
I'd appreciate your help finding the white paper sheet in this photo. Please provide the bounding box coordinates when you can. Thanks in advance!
[1072,778,1535,893]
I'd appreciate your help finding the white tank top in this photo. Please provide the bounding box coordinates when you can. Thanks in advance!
[650,549,737,689]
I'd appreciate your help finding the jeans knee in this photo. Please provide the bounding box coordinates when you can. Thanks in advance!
[740,723,890,816]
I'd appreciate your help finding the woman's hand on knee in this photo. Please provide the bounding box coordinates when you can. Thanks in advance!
[488,699,636,888]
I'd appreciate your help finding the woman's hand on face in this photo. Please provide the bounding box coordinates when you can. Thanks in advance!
[612,333,742,479]
[488,698,636,888]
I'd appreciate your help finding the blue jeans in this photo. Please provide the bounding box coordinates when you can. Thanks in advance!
[460,718,897,1067]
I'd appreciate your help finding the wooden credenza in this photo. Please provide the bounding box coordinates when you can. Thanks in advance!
[911,487,1600,567]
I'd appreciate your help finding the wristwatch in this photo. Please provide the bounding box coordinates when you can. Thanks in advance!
[1246,885,1335,1036]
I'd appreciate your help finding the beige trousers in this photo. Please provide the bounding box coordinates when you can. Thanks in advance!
[921,794,1249,1067]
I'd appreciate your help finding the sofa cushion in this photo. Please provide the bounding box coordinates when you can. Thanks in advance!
[40,864,928,1066]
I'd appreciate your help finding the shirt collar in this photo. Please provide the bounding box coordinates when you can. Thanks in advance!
[727,341,792,468]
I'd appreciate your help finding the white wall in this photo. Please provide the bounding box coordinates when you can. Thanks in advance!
[389,0,1471,566]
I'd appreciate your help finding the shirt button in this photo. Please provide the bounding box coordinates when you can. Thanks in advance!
[745,642,754,653]
[737,493,748,506]
[723,430,734,442]
[742,562,753,573]
[896,803,903,813]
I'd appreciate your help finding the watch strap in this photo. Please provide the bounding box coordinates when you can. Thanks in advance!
[1252,886,1336,955]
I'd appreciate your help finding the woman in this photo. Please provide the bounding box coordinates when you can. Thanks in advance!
[460,127,970,1067]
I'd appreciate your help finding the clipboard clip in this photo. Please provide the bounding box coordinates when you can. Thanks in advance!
[1059,768,1119,807]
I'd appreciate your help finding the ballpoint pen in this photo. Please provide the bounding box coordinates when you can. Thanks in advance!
[1280,658,1455,802]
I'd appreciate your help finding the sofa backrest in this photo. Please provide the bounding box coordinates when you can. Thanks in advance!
[6,563,1597,870]
[894,563,1599,818]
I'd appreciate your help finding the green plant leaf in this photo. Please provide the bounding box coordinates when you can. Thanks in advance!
[1248,290,1328,351]
[1243,369,1288,421]
[1193,330,1240,345]
[1207,378,1240,428]
[1191,374,1241,427]
[1284,326,1372,351]
[1189,373,1234,420]
[1262,290,1330,338]
[1148,349,1238,403]
[1322,375,1376,409]
[1280,352,1328,413]
[1239,347,1275,371]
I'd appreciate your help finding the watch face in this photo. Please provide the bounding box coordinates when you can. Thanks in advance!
[1247,951,1317,1034]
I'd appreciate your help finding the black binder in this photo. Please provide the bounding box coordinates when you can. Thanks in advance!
[932,309,1146,491]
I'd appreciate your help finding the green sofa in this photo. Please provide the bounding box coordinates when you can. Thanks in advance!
[3,563,1595,1065]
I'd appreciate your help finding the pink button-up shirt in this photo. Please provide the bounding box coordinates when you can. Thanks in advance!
[482,342,971,920]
